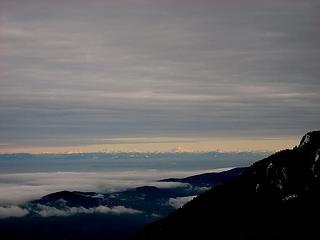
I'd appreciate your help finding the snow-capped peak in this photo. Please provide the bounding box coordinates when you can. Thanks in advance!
[299,134,311,148]
[298,131,320,149]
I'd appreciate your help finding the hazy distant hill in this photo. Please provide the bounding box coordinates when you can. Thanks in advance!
[133,131,320,240]
[160,167,246,187]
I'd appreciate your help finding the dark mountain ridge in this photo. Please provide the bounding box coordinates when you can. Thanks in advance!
[160,167,246,187]
[133,130,320,240]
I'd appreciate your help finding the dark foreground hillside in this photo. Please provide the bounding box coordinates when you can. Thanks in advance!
[133,131,320,240]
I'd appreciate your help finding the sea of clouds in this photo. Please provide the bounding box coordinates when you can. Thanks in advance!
[0,168,232,219]
[0,151,267,218]
[0,168,233,206]
[0,170,200,205]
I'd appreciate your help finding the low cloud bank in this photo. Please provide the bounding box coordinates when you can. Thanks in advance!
[35,204,142,217]
[0,204,142,219]
[0,169,223,205]
[0,206,29,219]
[168,195,197,209]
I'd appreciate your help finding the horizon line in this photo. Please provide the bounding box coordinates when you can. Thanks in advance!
[0,149,277,155]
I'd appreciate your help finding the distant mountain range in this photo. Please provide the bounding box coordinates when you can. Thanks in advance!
[133,131,320,240]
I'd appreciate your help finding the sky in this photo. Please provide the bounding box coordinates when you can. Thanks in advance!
[0,0,320,153]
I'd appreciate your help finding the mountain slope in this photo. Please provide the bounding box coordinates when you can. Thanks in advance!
[160,167,246,187]
[133,131,320,240]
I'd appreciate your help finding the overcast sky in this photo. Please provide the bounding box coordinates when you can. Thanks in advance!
[0,0,319,152]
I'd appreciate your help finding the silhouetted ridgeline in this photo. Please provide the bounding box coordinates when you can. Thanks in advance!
[159,167,246,187]
[133,130,320,240]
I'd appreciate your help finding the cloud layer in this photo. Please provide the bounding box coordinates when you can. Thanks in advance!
[0,169,218,205]
[0,0,320,148]
[168,195,197,209]
[0,204,142,219]
[35,204,142,218]
[0,206,29,219]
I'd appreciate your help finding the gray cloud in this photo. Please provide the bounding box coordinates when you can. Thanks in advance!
[0,204,143,219]
[0,169,215,205]
[0,205,29,219]
[0,203,142,219]
[1,0,320,147]
[35,204,142,218]
[168,195,197,209]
